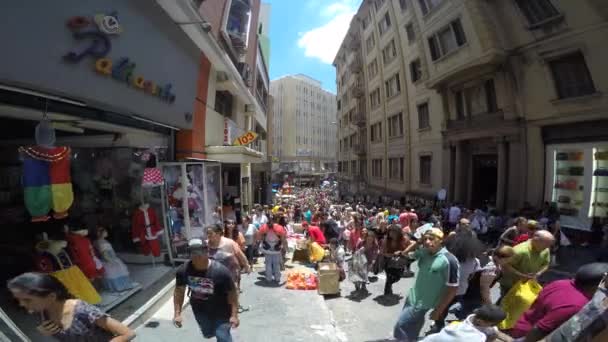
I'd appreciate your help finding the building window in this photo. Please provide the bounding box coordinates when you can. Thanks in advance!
[360,160,367,177]
[419,155,432,185]
[455,90,465,120]
[417,102,430,129]
[215,91,233,117]
[382,39,397,65]
[374,0,386,11]
[514,0,560,26]
[367,58,379,79]
[371,122,382,142]
[456,79,499,118]
[385,73,401,98]
[405,23,416,44]
[549,52,596,99]
[337,100,341,111]
[388,113,404,137]
[351,161,357,175]
[418,0,444,16]
[428,19,466,61]
[366,34,376,53]
[389,157,404,181]
[399,0,408,12]
[361,11,370,29]
[370,88,381,108]
[372,159,383,178]
[410,59,422,82]
[378,12,391,36]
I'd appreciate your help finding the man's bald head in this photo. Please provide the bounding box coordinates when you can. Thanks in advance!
[531,230,555,252]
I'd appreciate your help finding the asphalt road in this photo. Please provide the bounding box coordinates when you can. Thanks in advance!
[135,256,428,342]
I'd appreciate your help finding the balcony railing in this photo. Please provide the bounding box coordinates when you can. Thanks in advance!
[352,111,366,127]
[351,82,364,98]
[352,143,367,155]
[445,111,504,130]
[349,57,362,73]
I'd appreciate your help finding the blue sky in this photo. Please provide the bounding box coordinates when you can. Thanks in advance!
[264,0,362,94]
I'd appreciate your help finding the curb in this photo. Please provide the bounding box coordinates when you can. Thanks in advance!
[122,279,177,327]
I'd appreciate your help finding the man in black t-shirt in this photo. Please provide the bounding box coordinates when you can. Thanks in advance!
[173,239,239,342]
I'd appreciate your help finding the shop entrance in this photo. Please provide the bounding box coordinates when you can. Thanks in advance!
[471,154,498,208]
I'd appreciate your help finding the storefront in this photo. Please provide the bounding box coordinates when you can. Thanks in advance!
[543,120,608,235]
[0,1,206,340]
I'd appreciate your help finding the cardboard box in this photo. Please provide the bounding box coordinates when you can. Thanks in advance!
[292,248,309,263]
[292,223,304,234]
[317,262,340,295]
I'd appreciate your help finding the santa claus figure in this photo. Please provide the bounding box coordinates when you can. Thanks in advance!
[131,203,163,257]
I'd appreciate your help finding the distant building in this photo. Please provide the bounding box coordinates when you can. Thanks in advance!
[270,74,337,184]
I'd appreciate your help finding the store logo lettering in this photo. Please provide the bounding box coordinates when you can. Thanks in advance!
[63,12,176,104]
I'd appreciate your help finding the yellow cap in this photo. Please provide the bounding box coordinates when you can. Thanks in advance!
[424,228,444,239]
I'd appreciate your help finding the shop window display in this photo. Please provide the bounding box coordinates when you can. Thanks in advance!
[162,162,222,261]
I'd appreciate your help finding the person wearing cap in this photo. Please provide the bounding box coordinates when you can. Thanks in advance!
[394,228,460,341]
[173,239,239,342]
[422,304,510,342]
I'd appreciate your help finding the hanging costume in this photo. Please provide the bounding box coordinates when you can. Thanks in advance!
[131,204,163,257]
[19,146,73,222]
[34,239,101,304]
[65,231,104,280]
[94,237,134,292]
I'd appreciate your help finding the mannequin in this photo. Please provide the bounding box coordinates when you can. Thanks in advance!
[65,224,104,280]
[94,227,134,292]
[19,118,74,222]
[131,202,162,257]
[34,233,101,304]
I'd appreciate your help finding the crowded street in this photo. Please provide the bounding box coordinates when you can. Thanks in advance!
[2,1,608,341]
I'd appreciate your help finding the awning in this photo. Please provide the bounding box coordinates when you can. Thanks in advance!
[205,145,264,164]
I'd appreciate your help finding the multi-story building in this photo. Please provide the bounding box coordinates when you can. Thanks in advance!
[335,0,608,219]
[160,0,272,210]
[270,74,337,184]
[334,0,444,203]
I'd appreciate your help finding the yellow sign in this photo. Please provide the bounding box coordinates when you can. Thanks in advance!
[233,131,258,146]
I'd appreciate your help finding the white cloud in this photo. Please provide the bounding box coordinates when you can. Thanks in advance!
[298,1,359,64]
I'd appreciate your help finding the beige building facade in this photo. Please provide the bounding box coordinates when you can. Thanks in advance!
[270,75,337,181]
[335,0,608,215]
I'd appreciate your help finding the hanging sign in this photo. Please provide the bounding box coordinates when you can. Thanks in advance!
[233,131,258,146]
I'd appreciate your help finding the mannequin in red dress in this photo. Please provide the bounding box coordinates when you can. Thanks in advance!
[65,225,104,280]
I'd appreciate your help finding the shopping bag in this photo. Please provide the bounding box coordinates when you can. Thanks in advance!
[308,242,325,263]
[498,279,543,330]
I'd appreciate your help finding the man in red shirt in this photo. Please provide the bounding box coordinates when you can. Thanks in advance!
[257,216,287,283]
[303,222,326,245]
[511,262,608,341]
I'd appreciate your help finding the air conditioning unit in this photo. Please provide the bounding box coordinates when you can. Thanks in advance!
[216,71,229,82]
[244,104,255,113]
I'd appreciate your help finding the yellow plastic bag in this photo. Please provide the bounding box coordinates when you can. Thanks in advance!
[308,242,325,263]
[498,279,542,330]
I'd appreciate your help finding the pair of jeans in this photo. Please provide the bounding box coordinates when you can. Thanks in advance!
[432,295,480,330]
[265,253,282,281]
[192,309,232,342]
[393,298,429,341]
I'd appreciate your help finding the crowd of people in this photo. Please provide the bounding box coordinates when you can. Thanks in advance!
[7,184,608,342]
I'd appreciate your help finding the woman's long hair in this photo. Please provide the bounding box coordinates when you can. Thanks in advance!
[445,231,485,262]
[8,272,72,301]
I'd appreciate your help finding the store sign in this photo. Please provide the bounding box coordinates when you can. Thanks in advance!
[63,12,176,103]
[233,131,258,146]
[223,119,231,145]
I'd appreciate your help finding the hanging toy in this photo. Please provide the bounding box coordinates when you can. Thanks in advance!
[19,115,73,222]
[142,152,163,187]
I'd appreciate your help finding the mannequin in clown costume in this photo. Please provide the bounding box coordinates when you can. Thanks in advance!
[131,203,163,257]
[19,119,73,222]
[34,234,101,304]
